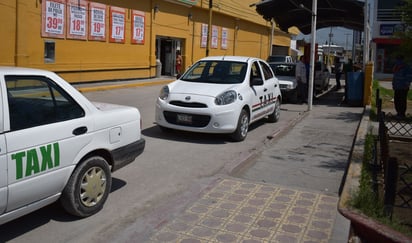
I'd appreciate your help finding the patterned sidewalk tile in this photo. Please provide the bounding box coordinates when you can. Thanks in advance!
[150,178,338,243]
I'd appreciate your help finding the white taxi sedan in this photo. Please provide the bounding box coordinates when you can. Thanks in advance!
[155,56,282,141]
[0,67,145,225]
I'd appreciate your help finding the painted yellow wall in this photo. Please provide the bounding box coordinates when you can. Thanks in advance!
[1,0,17,66]
[1,0,294,83]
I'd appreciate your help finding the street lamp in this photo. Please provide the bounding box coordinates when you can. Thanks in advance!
[300,1,317,111]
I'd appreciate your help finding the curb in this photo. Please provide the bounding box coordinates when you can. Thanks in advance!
[226,109,309,177]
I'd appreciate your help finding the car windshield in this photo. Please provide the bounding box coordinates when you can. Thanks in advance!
[180,60,247,84]
[270,64,295,77]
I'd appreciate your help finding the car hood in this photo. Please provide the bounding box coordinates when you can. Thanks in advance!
[168,80,238,97]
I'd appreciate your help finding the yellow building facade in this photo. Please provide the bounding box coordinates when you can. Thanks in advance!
[1,0,296,83]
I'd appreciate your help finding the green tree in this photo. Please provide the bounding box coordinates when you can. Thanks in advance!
[396,0,412,61]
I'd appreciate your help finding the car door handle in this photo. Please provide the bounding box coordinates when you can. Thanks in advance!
[73,126,88,136]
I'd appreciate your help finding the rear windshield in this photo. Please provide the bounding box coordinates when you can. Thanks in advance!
[270,64,295,77]
[267,56,286,62]
[180,60,247,84]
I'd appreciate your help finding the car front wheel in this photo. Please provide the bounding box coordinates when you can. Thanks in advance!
[230,109,249,142]
[60,156,112,217]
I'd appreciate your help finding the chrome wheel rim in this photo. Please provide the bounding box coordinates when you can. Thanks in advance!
[274,100,280,120]
[240,114,249,138]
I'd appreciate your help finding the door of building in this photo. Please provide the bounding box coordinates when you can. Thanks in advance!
[156,37,182,76]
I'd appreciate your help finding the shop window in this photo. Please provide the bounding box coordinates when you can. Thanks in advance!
[44,41,55,63]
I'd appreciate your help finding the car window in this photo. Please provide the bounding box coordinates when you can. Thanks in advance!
[260,61,274,80]
[270,64,296,77]
[6,75,85,131]
[181,61,247,84]
[251,62,262,81]
[267,56,284,62]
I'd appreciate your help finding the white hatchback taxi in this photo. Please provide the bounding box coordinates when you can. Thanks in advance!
[155,56,282,141]
[0,67,145,225]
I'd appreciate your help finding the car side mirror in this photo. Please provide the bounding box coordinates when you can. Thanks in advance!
[251,77,264,86]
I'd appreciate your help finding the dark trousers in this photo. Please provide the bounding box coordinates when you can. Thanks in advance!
[335,72,341,89]
[298,81,308,102]
[394,89,409,117]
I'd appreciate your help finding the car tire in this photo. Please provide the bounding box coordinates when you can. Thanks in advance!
[267,98,280,123]
[60,156,112,217]
[230,109,249,142]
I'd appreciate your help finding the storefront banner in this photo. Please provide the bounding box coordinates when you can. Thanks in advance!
[41,0,66,38]
[67,0,87,40]
[211,25,218,49]
[109,6,125,43]
[89,2,106,41]
[132,10,145,44]
[201,24,208,48]
[380,24,404,36]
[221,28,228,49]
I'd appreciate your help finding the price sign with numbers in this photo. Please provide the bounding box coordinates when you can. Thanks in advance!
[221,28,228,50]
[211,25,218,49]
[41,0,65,38]
[131,10,145,44]
[67,0,87,40]
[109,6,125,43]
[89,2,106,41]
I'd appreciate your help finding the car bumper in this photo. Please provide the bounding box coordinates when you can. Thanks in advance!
[155,99,240,134]
[111,138,145,172]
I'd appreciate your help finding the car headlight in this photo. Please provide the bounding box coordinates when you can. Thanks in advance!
[159,86,169,100]
[215,90,237,105]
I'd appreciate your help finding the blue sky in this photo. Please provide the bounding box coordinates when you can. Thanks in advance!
[297,27,355,49]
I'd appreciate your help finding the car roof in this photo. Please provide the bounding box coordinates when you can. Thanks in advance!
[0,66,54,76]
[199,56,262,63]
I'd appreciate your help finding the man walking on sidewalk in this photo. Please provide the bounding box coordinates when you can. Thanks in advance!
[296,56,307,103]
[392,55,411,118]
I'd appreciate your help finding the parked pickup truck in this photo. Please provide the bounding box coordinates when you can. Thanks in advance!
[0,67,145,225]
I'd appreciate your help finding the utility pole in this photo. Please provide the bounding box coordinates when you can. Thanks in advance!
[206,0,212,56]
[307,0,317,111]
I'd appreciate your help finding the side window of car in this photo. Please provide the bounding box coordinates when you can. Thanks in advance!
[260,61,274,80]
[251,62,262,81]
[6,75,85,131]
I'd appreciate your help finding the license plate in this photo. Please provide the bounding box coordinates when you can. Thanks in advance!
[177,114,192,124]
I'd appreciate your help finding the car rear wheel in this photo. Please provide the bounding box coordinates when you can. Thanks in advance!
[230,109,249,142]
[60,156,112,217]
[267,98,280,122]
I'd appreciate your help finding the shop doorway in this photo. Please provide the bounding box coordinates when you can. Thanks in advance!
[156,37,183,76]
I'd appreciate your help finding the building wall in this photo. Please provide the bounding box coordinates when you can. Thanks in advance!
[372,0,403,73]
[1,0,295,83]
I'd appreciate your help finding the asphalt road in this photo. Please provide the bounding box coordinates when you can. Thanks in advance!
[0,83,308,242]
